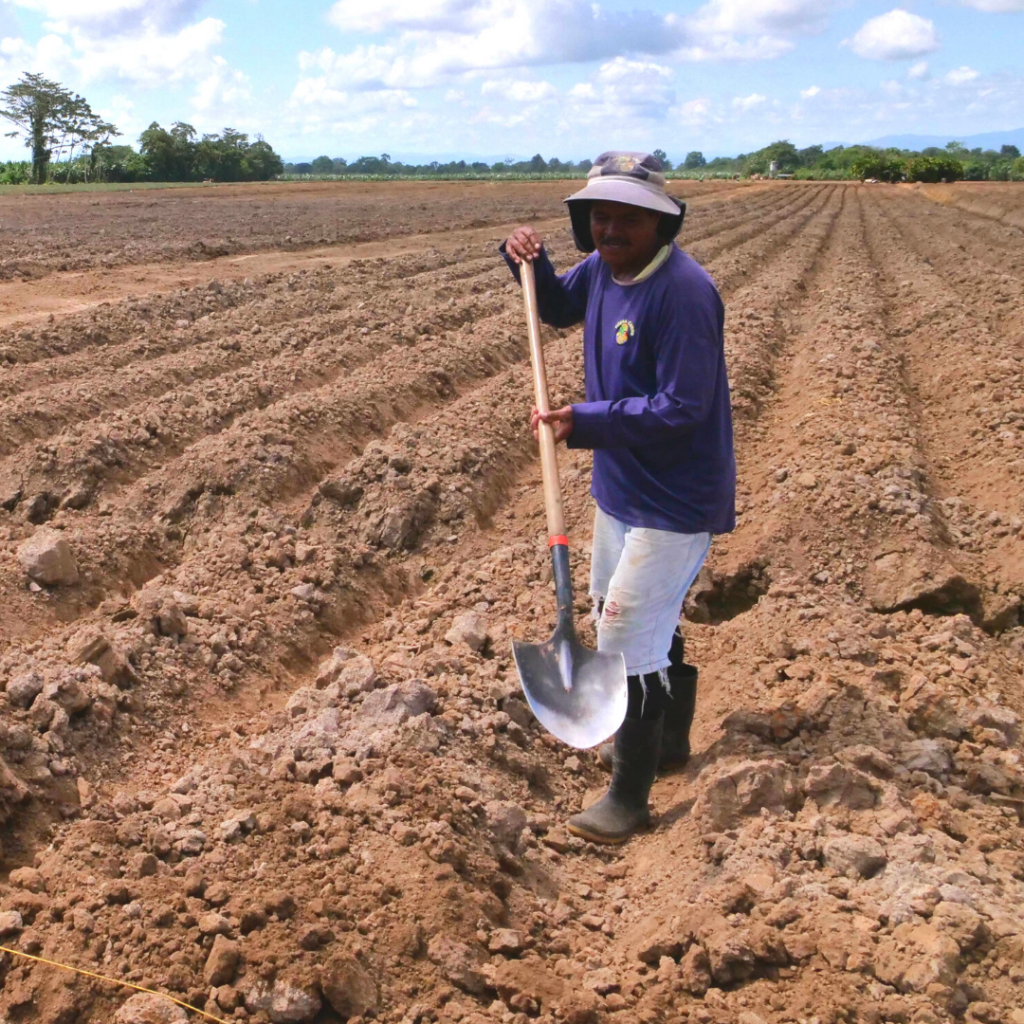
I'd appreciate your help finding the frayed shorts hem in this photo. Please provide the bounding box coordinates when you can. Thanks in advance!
[588,507,711,677]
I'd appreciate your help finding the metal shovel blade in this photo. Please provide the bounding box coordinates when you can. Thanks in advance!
[513,630,627,750]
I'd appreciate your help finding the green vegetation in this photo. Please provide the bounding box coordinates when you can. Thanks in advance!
[276,142,1024,184]
[135,123,282,182]
[283,152,591,179]
[19,124,285,184]
[0,72,283,185]
[701,138,1024,182]
[1,72,117,184]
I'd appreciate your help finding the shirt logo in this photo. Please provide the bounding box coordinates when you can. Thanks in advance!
[614,319,635,346]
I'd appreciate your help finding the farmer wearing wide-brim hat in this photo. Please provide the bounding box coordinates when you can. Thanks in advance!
[501,151,736,844]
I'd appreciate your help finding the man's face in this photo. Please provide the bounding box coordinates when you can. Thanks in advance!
[589,200,662,275]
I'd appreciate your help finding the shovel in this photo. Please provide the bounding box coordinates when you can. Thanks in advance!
[512,259,627,749]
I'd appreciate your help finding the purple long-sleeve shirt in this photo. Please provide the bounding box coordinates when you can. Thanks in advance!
[501,242,736,535]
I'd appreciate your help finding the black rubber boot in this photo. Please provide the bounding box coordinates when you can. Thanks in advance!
[660,663,698,768]
[568,713,664,844]
[599,631,698,771]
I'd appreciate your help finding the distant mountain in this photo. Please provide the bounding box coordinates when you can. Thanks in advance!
[861,128,1024,151]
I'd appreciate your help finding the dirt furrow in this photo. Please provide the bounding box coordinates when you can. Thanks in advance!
[718,184,844,425]
[0,189,850,771]
[859,189,1024,627]
[0,272,513,516]
[918,182,1024,232]
[0,248,512,446]
[703,185,977,616]
[7,256,1024,1024]
[869,189,1024,338]
[0,193,839,737]
[0,241,511,381]
[0,180,753,311]
[683,184,817,246]
[0,184,789,378]
[114,189,837,525]
[0,310,529,635]
[0,327,583,866]
[0,185,835,532]
[687,184,827,273]
[418,186,810,293]
[0,328,283,459]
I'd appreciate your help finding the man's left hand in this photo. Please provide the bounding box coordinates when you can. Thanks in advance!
[530,405,574,444]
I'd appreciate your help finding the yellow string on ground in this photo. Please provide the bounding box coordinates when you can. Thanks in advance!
[0,944,232,1024]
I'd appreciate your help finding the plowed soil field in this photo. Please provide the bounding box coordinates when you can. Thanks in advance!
[1,179,1024,1024]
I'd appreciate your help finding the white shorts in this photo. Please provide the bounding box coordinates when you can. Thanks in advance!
[589,506,711,676]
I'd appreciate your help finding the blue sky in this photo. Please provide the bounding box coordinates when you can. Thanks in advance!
[0,0,1022,162]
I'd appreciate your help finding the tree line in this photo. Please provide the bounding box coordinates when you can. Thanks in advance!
[704,139,1024,182]
[284,152,594,177]
[0,72,283,184]
[284,149,706,176]
[286,142,1024,183]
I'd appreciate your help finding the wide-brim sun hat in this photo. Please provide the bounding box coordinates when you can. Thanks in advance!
[564,151,686,253]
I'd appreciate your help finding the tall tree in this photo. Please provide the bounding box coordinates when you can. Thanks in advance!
[653,148,673,171]
[140,121,197,180]
[1,73,117,184]
[243,136,283,180]
[56,96,118,182]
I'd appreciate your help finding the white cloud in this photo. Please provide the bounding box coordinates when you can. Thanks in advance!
[907,60,929,79]
[481,79,556,102]
[800,84,820,98]
[771,68,1024,150]
[598,55,671,81]
[845,9,939,61]
[291,74,417,112]
[12,0,206,38]
[566,56,675,124]
[945,65,980,85]
[286,76,425,145]
[328,0,479,33]
[692,0,835,37]
[322,0,686,86]
[72,17,225,86]
[0,34,37,78]
[672,97,713,127]
[309,0,851,99]
[3,1,234,97]
[675,36,793,61]
[680,0,840,61]
[959,0,1024,10]
[192,56,251,114]
[271,52,1024,165]
[299,0,691,95]
[732,92,767,111]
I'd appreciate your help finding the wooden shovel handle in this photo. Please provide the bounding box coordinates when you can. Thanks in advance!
[520,260,568,543]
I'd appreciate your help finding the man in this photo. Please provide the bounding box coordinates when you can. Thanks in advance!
[501,151,735,844]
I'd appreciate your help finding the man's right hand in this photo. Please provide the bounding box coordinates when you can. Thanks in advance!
[506,226,543,263]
